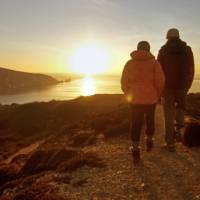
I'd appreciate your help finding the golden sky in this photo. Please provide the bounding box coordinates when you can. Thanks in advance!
[0,0,199,75]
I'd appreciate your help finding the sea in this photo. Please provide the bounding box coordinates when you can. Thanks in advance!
[0,74,199,105]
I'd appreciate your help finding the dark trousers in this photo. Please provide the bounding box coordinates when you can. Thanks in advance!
[163,89,187,145]
[130,104,156,143]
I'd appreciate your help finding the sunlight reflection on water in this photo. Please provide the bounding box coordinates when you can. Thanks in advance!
[81,75,96,96]
[0,75,199,105]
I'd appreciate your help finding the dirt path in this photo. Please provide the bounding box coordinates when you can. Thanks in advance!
[4,140,44,164]
[59,106,200,200]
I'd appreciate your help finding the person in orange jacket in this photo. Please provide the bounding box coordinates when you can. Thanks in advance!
[121,41,165,164]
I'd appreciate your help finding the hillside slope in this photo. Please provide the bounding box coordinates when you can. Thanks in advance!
[0,67,58,94]
[0,94,199,200]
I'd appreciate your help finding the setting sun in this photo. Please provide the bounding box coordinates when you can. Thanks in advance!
[70,43,109,75]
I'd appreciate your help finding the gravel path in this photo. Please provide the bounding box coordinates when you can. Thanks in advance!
[59,106,200,200]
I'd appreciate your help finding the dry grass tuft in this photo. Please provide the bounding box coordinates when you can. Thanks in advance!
[58,151,105,172]
[68,130,96,147]
[0,182,67,200]
[20,148,79,175]
[0,164,20,186]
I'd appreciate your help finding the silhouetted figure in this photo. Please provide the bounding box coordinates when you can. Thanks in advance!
[158,28,195,152]
[121,41,165,164]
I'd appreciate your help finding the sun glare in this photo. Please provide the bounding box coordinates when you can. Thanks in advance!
[82,75,96,96]
[71,43,109,75]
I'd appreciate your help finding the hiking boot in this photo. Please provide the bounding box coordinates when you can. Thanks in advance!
[132,149,140,165]
[146,138,154,152]
[163,144,176,152]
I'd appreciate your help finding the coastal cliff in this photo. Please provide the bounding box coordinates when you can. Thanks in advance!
[0,67,59,94]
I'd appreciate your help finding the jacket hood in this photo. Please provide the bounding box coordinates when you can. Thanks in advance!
[162,39,187,54]
[130,50,155,60]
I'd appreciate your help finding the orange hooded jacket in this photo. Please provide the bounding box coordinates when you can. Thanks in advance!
[121,50,165,104]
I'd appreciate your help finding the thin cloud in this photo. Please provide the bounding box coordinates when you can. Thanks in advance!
[88,0,117,8]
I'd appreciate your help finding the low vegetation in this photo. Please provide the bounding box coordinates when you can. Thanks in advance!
[0,94,199,200]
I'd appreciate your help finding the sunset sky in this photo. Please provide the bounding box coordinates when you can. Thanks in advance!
[0,0,199,75]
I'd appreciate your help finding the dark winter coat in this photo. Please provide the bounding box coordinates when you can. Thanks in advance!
[157,39,194,90]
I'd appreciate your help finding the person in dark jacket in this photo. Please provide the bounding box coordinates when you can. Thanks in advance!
[158,28,195,152]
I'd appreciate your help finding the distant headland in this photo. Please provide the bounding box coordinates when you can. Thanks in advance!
[0,67,60,95]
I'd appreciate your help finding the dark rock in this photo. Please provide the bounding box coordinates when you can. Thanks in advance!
[183,121,200,147]
[187,93,200,119]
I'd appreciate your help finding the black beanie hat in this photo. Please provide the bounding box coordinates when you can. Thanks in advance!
[137,41,150,52]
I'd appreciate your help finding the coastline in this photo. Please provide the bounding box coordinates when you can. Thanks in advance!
[0,76,199,105]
